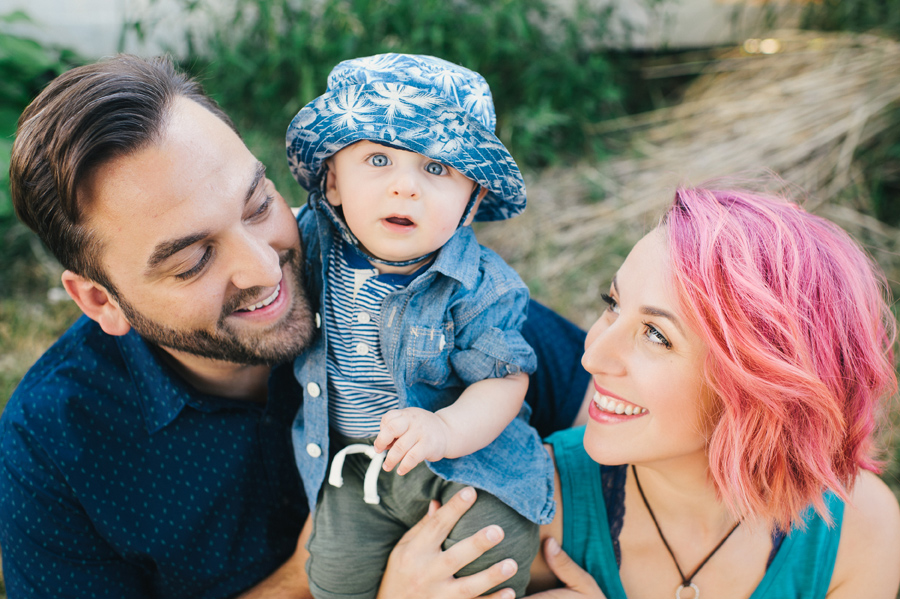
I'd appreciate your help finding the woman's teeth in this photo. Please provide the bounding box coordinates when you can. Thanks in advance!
[242,284,280,312]
[593,392,647,415]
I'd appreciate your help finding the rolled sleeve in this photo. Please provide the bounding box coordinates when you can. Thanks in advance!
[450,280,536,386]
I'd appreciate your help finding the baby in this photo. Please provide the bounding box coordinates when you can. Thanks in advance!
[286,53,554,599]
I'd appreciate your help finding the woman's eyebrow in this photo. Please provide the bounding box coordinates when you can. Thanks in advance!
[639,306,685,336]
[612,275,686,336]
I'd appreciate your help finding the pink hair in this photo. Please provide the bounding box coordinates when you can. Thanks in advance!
[664,183,897,530]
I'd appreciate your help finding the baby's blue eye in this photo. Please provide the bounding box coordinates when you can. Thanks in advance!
[370,154,390,167]
[426,162,446,175]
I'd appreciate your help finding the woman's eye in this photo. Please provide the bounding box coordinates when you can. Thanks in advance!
[370,154,390,167]
[600,293,619,314]
[644,323,671,348]
[425,162,446,175]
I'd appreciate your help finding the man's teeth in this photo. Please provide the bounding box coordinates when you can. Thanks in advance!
[242,284,280,312]
[593,391,647,415]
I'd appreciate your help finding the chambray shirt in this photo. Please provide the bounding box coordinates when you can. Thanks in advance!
[292,198,556,525]
[0,316,307,598]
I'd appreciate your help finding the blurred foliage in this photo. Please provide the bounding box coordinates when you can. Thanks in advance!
[0,13,84,417]
[799,0,900,225]
[128,0,665,203]
[800,0,900,40]
[0,11,83,297]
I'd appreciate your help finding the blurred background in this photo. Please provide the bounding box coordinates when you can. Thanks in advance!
[1,1,899,595]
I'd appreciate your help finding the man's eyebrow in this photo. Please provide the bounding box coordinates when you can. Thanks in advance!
[245,162,266,207]
[145,162,267,272]
[611,275,685,335]
[146,232,210,271]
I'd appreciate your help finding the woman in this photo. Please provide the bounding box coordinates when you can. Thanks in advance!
[529,184,900,598]
[378,183,900,599]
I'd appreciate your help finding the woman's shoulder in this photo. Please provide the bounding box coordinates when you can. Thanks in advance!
[829,471,900,597]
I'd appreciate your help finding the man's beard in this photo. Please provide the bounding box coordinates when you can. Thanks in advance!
[115,248,316,366]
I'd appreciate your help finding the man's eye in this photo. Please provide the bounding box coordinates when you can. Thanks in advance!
[175,247,212,281]
[426,162,446,175]
[251,195,273,219]
[369,154,390,167]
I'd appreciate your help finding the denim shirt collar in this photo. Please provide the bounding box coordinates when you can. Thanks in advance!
[423,225,481,291]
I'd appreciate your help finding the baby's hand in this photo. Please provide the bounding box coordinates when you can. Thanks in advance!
[374,408,451,475]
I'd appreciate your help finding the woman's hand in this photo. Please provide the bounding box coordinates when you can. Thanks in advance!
[377,487,519,599]
[526,538,606,599]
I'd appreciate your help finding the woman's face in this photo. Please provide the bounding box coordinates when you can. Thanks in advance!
[581,227,715,468]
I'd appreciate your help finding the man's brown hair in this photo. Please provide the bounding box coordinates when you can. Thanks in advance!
[10,54,237,293]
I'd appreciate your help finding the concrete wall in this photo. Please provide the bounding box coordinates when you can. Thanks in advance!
[0,0,795,59]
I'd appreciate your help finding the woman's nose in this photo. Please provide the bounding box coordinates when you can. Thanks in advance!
[581,317,627,377]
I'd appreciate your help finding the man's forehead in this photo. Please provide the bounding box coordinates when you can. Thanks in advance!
[82,99,259,259]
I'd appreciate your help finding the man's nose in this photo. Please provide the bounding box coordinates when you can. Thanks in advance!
[229,230,282,290]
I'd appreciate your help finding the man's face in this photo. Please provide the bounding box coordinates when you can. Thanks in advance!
[82,97,314,365]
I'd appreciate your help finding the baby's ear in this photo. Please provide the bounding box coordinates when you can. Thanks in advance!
[323,162,342,207]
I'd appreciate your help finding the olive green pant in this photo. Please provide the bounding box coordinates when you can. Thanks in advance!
[306,436,539,599]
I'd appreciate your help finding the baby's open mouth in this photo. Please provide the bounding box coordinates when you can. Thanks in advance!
[385,216,414,226]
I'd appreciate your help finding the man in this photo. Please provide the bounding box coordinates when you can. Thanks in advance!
[0,55,590,598]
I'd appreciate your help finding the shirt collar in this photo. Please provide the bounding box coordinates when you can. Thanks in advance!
[115,329,268,434]
[115,329,192,434]
[423,226,481,290]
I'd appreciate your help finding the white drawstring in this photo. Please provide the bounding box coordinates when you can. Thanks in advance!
[328,444,387,505]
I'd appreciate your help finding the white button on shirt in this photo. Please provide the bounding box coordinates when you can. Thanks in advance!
[357,312,371,324]
[356,342,369,356]
[306,443,322,458]
[307,382,321,397]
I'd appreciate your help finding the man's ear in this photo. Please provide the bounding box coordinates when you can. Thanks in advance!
[462,187,489,227]
[323,161,342,207]
[61,270,132,337]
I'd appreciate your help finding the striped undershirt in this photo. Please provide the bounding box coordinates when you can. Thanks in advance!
[325,238,427,436]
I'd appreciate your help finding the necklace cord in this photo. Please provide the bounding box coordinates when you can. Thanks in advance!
[631,465,741,586]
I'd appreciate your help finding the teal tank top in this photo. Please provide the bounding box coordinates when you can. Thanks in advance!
[546,427,844,599]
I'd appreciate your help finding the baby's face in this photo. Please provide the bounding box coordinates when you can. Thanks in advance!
[324,141,483,273]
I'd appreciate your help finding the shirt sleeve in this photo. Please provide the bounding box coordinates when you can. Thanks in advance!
[448,262,537,385]
[0,419,152,599]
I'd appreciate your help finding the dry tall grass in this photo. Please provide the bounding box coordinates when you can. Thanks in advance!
[479,29,900,330]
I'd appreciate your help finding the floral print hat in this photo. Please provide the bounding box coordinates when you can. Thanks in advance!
[285,53,526,223]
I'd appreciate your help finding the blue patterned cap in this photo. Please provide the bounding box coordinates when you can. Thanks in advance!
[285,53,526,222]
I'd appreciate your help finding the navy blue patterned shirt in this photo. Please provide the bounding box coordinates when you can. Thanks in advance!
[0,316,307,598]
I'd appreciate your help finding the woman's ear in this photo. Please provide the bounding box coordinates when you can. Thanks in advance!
[323,161,342,207]
[61,270,132,337]
[462,187,489,227]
